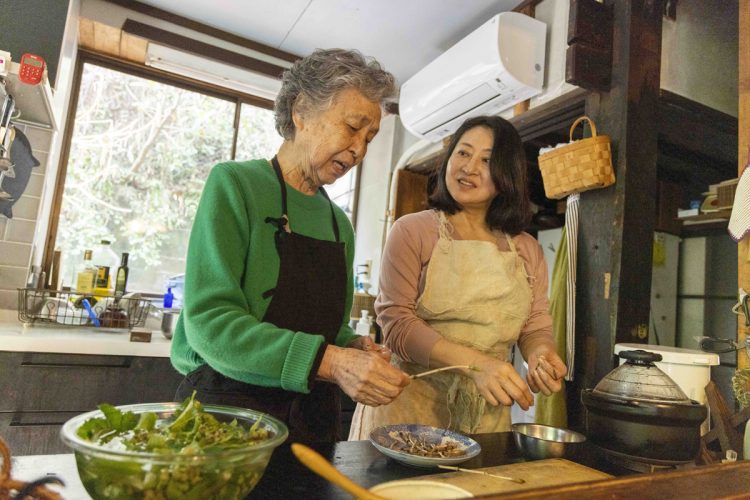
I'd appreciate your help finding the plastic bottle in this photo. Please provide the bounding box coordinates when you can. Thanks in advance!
[93,240,119,292]
[355,310,372,337]
[75,250,97,294]
[163,287,174,309]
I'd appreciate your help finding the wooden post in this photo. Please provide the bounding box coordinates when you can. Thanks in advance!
[513,3,536,116]
[566,0,663,428]
[738,0,750,372]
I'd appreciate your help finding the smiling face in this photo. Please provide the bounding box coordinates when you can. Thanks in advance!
[445,126,498,211]
[292,87,382,188]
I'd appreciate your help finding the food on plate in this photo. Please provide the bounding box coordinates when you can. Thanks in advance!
[386,430,466,458]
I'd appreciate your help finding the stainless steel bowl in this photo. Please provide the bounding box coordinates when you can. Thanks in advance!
[512,423,586,461]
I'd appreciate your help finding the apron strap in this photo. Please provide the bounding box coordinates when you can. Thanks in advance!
[504,233,517,254]
[268,156,340,243]
[266,157,290,253]
[263,156,342,300]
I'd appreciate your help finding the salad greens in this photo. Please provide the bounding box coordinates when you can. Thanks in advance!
[74,392,276,500]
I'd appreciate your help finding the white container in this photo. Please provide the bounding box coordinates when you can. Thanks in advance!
[355,310,372,337]
[615,343,719,435]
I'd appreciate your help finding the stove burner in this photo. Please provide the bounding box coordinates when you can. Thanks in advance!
[603,449,693,473]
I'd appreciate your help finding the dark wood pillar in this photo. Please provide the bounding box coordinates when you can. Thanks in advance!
[738,0,749,372]
[567,0,664,428]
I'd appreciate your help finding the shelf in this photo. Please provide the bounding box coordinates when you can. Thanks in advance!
[678,208,732,225]
[0,61,57,130]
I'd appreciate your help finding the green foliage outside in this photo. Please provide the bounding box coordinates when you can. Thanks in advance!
[58,63,282,292]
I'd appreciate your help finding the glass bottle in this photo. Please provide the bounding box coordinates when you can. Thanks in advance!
[114,252,129,299]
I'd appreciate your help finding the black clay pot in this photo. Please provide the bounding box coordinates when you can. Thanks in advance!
[581,350,707,465]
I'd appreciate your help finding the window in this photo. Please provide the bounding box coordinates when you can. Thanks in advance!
[53,57,359,294]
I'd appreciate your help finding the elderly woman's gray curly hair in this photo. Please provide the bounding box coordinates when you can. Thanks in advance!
[274,48,397,140]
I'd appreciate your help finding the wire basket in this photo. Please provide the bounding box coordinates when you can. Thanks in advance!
[17,288,151,329]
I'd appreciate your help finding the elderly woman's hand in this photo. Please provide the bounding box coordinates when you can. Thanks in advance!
[318,345,410,406]
[467,353,535,411]
[347,335,392,362]
[526,346,567,396]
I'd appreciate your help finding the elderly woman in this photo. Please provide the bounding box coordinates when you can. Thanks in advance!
[171,49,410,443]
[349,116,566,439]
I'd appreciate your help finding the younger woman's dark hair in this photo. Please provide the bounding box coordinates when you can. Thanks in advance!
[428,115,531,235]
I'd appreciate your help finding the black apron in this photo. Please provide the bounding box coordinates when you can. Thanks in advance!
[175,157,347,443]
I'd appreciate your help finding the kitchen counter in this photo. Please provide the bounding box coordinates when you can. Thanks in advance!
[8,434,617,500]
[12,434,750,499]
[0,320,171,357]
[253,432,628,499]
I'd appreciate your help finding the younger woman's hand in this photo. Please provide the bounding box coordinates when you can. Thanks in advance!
[467,353,534,411]
[526,347,567,396]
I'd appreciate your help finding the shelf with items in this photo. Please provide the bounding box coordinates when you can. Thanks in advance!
[677,208,732,237]
[678,208,732,225]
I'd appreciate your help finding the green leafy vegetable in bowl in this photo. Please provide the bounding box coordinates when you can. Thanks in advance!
[60,393,288,500]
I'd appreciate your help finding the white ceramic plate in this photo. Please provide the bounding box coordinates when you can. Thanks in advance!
[370,479,473,499]
[369,424,481,468]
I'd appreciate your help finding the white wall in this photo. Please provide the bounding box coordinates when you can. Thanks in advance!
[528,0,577,108]
[353,114,398,295]
[661,0,739,116]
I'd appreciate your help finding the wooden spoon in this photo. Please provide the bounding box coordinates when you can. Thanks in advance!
[291,443,386,500]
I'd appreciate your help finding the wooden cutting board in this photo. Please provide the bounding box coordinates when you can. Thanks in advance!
[413,459,611,495]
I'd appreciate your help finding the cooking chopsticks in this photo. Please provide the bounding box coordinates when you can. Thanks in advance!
[438,465,525,484]
[409,365,476,379]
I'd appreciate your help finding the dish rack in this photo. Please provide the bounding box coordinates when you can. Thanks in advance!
[17,288,151,329]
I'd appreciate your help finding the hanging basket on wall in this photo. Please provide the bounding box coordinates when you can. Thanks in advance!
[537,116,615,200]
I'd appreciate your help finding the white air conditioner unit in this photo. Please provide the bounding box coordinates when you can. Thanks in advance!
[145,43,282,101]
[399,12,546,142]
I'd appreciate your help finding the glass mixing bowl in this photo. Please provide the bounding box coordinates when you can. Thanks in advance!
[60,402,288,500]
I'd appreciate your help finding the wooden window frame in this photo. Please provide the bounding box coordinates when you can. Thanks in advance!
[42,49,363,281]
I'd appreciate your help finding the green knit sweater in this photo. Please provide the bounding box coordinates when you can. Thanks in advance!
[170,159,358,393]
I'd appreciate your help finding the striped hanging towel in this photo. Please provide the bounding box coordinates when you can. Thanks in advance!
[729,152,750,242]
[564,193,580,381]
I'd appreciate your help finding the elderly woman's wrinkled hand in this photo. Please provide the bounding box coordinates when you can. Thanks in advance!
[468,353,535,411]
[526,347,567,396]
[347,335,392,362]
[321,345,410,406]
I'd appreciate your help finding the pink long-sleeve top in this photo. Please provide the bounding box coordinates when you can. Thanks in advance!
[375,209,556,367]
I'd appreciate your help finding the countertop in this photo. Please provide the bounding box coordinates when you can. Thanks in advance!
[0,317,171,357]
[12,434,626,500]
[14,436,750,500]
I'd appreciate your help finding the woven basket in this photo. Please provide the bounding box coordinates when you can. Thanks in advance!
[538,116,615,199]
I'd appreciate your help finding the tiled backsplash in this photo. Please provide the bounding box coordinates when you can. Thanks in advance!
[0,124,54,311]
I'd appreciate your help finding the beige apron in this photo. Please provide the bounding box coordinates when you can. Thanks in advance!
[349,212,533,439]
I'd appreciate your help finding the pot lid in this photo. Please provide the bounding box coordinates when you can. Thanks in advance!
[592,350,692,404]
